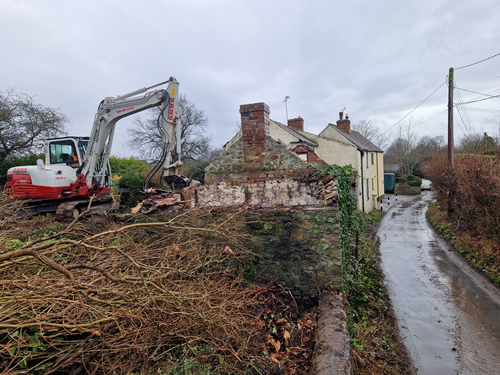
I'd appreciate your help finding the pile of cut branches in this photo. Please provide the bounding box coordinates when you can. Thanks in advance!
[0,211,269,374]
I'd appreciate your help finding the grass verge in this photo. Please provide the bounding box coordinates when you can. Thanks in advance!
[426,201,500,286]
[344,210,415,374]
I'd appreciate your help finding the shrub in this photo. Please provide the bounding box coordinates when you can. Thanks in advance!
[117,170,144,206]
[109,157,150,207]
[406,174,422,187]
[109,156,149,177]
[182,159,211,184]
[424,153,499,237]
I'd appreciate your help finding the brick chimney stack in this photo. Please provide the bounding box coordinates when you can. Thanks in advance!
[288,116,304,131]
[337,112,351,134]
[240,102,270,171]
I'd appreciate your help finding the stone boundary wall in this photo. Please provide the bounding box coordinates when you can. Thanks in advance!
[244,209,342,298]
[310,294,351,374]
[196,170,319,208]
[395,184,421,195]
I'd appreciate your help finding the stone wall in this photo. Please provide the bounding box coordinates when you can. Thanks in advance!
[243,209,342,299]
[197,170,319,208]
[205,138,308,175]
[196,100,343,296]
[395,184,421,195]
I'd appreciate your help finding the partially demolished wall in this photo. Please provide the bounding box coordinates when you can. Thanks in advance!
[184,101,349,373]
[198,170,317,208]
[187,102,343,295]
[198,102,318,208]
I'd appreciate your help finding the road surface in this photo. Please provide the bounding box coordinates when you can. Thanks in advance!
[378,191,500,375]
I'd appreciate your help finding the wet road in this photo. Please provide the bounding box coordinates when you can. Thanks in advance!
[378,191,500,375]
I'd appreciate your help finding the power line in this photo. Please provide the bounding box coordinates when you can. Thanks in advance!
[454,81,475,135]
[381,81,447,135]
[460,107,500,113]
[459,95,500,105]
[455,51,500,70]
[455,86,500,98]
[412,109,447,127]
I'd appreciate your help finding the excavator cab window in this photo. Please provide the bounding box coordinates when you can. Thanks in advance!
[78,140,88,161]
[49,140,80,167]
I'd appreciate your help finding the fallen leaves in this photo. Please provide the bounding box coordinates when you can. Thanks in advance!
[256,283,318,373]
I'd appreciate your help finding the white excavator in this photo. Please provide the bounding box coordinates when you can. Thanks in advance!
[5,77,189,219]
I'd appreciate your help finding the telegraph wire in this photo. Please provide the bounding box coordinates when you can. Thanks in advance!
[454,81,475,135]
[454,91,471,136]
[459,95,500,105]
[460,107,500,113]
[380,80,447,135]
[412,109,447,128]
[455,51,500,70]
[379,54,498,137]
[454,87,500,98]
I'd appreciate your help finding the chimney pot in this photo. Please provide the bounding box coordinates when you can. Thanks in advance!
[339,111,343,120]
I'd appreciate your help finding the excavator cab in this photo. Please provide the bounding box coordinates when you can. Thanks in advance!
[46,137,88,168]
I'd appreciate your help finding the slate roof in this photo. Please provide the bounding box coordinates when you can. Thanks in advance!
[328,124,384,153]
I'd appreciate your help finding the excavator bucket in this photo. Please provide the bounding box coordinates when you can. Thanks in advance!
[163,175,190,192]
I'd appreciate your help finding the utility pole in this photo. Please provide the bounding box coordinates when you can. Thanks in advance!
[447,67,456,215]
[448,67,454,168]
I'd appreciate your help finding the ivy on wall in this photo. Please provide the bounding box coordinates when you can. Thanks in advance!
[314,164,357,294]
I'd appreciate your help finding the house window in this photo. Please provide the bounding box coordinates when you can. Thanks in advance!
[366,153,369,168]
[366,179,369,200]
[371,153,374,165]
[297,153,307,161]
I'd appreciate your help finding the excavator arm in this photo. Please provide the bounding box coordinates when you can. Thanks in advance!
[78,77,181,193]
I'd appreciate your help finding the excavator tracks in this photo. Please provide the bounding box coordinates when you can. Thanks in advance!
[56,194,119,221]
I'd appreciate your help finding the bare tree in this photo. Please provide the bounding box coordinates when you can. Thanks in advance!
[385,123,418,175]
[458,132,498,154]
[0,89,67,160]
[126,94,211,162]
[410,135,445,176]
[352,119,390,149]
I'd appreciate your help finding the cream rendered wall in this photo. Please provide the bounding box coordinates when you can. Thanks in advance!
[269,122,380,212]
[372,152,385,204]
[269,121,301,147]
[377,153,384,199]
[313,127,374,212]
[359,151,374,212]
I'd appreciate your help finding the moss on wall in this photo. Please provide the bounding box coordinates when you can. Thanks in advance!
[242,209,341,301]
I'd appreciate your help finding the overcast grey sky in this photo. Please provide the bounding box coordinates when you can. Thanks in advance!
[1,0,499,157]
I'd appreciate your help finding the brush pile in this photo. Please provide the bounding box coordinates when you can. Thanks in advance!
[0,211,267,374]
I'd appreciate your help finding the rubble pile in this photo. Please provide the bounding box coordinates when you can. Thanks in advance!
[315,176,339,206]
[130,188,183,214]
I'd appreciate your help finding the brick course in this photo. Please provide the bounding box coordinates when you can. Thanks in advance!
[288,117,304,131]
